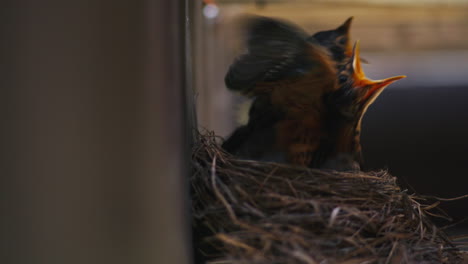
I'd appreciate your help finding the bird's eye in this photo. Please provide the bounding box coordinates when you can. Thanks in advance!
[338,75,347,83]
[338,37,346,46]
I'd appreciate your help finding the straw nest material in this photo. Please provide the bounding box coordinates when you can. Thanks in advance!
[192,132,466,264]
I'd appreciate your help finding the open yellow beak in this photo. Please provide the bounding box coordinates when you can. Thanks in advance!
[351,41,406,104]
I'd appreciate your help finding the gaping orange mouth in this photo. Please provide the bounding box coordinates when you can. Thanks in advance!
[350,41,406,104]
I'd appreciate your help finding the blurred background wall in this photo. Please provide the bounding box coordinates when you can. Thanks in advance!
[195,0,468,227]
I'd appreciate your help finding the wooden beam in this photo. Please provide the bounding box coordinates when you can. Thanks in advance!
[0,1,192,263]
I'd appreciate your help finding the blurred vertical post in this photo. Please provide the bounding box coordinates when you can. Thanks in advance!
[1,1,192,264]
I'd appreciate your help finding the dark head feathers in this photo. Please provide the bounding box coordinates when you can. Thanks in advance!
[308,17,353,64]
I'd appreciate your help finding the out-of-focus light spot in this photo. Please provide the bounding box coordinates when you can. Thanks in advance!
[203,4,219,19]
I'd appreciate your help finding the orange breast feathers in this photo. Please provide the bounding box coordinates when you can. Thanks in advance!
[275,116,324,166]
[256,45,338,167]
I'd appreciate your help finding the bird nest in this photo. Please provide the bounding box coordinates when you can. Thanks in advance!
[192,132,466,264]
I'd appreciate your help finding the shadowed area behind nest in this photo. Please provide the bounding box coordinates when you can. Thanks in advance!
[222,16,405,171]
